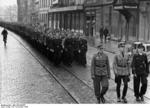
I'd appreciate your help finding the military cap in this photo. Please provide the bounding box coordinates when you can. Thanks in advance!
[138,43,144,49]
[118,42,125,48]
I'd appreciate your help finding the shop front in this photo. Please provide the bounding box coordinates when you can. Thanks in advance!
[48,5,84,32]
[84,10,96,37]
[113,0,139,42]
[139,0,150,42]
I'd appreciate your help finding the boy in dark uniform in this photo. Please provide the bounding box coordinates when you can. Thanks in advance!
[131,44,149,102]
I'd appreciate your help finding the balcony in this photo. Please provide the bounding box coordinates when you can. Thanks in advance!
[35,0,39,4]
[49,5,83,13]
[51,0,85,8]
[113,0,138,10]
[49,0,84,12]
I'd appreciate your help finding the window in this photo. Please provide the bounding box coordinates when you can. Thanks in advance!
[147,46,150,52]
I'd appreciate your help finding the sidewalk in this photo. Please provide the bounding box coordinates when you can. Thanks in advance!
[91,37,134,54]
[94,39,119,53]
[87,36,119,54]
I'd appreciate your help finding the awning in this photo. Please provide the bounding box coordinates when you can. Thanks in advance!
[113,3,138,10]
[114,5,138,10]
[48,6,83,13]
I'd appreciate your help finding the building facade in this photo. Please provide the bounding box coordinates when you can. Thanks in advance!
[17,0,150,42]
[26,0,34,24]
[30,0,40,24]
[38,0,50,26]
[17,0,28,23]
[48,0,85,32]
[139,0,150,42]
[84,0,139,42]
[17,0,39,24]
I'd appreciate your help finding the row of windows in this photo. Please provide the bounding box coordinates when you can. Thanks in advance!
[58,0,85,7]
[39,0,51,8]
[39,0,85,8]
[39,13,48,23]
[48,12,84,31]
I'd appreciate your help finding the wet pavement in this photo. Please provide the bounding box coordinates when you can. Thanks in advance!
[0,27,150,104]
[0,27,77,104]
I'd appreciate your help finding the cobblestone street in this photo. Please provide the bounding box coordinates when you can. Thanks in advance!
[0,27,150,104]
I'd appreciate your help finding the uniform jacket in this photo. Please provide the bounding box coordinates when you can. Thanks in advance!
[131,53,149,75]
[91,53,110,78]
[113,53,130,76]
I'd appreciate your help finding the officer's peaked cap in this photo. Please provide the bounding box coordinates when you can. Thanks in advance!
[118,42,125,48]
[138,43,144,49]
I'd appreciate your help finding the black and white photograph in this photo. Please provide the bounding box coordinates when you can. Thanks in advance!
[0,0,150,106]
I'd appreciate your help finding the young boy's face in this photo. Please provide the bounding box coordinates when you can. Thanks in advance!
[138,48,143,53]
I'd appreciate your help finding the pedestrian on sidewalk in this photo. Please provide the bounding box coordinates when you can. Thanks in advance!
[131,44,149,102]
[91,44,110,104]
[99,27,104,43]
[1,28,8,46]
[103,27,109,43]
[113,42,130,103]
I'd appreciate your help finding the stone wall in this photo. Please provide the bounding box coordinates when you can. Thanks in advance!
[139,1,150,42]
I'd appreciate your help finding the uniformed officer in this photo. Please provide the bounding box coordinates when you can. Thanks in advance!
[113,42,130,103]
[91,44,110,103]
[131,44,149,102]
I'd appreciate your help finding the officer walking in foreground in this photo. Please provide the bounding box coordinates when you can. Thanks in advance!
[131,44,149,102]
[113,42,130,103]
[91,44,110,104]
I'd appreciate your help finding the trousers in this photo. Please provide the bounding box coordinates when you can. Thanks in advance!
[115,75,129,98]
[133,74,148,98]
[93,75,109,99]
